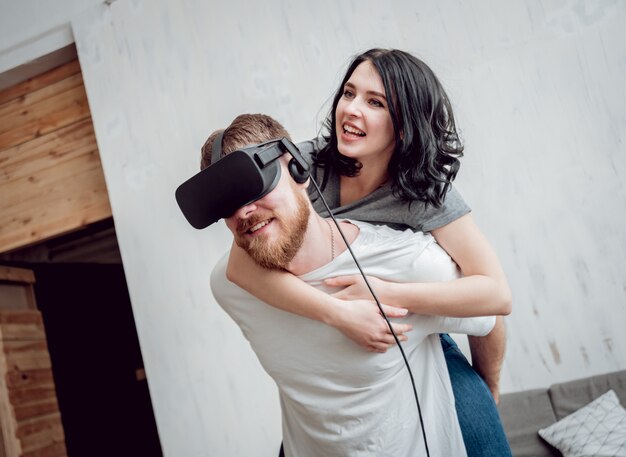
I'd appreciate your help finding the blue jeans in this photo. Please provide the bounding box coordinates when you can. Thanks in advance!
[441,334,512,457]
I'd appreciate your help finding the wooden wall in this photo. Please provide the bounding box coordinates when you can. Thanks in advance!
[0,267,66,457]
[0,311,67,457]
[0,60,112,254]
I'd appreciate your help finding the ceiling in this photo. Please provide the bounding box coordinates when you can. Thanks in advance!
[0,43,77,92]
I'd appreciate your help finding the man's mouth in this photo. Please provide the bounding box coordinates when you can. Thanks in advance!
[246,218,274,235]
[342,124,366,137]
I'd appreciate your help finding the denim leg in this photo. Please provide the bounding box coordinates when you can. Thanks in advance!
[440,334,512,457]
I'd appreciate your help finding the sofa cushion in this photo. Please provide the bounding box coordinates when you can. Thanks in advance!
[498,388,561,457]
[538,389,626,457]
[548,370,626,420]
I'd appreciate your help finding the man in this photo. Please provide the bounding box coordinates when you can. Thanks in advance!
[206,114,497,456]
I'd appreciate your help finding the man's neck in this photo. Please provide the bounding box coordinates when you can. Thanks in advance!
[286,214,359,276]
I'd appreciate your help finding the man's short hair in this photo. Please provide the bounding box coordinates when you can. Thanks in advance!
[200,114,291,170]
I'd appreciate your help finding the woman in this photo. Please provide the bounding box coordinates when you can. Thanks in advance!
[223,48,512,455]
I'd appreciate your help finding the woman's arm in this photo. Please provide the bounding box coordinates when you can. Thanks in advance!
[327,214,512,317]
[225,243,412,352]
[325,213,511,400]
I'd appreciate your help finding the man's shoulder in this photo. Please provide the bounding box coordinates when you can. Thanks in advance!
[348,219,432,244]
[340,219,438,266]
[209,252,228,291]
[210,252,248,303]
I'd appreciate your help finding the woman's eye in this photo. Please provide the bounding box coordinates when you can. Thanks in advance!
[370,99,384,107]
[342,89,354,98]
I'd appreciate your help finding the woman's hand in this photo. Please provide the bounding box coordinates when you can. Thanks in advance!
[329,297,412,353]
[325,275,390,302]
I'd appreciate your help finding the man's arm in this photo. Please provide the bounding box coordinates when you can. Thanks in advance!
[431,313,504,402]
[468,316,506,404]
[431,215,510,403]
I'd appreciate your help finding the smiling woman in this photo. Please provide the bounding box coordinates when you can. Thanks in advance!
[314,49,465,209]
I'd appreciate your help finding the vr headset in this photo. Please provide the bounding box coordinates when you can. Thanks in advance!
[175,133,311,229]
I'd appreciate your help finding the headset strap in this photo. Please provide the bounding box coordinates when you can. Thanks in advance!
[211,130,225,164]
[280,138,310,172]
[255,142,284,167]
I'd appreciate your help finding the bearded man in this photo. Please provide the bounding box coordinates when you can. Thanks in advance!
[199,114,497,457]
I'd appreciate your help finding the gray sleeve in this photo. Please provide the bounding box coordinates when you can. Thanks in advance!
[415,185,471,232]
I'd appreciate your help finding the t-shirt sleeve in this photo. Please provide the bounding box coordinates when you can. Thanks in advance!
[414,185,471,232]
[433,315,496,336]
[209,253,231,305]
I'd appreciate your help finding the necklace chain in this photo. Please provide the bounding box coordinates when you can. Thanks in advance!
[325,218,336,261]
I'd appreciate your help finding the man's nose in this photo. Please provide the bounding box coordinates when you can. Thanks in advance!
[232,201,258,219]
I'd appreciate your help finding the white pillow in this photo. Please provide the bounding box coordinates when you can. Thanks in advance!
[538,389,626,457]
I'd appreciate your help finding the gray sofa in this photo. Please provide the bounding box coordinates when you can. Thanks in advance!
[497,369,626,456]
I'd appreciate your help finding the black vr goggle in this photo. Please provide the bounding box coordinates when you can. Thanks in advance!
[175,134,311,229]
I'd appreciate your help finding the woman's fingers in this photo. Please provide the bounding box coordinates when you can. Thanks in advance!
[370,337,409,353]
[379,303,408,318]
[389,322,412,337]
[369,323,412,352]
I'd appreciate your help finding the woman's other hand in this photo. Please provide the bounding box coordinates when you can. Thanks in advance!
[329,297,411,353]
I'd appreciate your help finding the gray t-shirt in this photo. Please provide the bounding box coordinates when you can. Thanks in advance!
[297,139,471,232]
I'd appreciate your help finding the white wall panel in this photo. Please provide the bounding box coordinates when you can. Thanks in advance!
[448,1,626,391]
[41,0,626,455]
[0,0,102,73]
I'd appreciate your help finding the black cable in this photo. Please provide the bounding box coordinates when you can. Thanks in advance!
[308,178,431,457]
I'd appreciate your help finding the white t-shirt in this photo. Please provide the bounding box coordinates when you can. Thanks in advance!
[211,220,495,457]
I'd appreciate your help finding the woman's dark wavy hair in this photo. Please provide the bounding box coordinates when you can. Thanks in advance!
[315,48,464,207]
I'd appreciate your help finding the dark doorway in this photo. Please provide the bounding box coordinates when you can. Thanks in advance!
[1,218,163,457]
[28,262,163,457]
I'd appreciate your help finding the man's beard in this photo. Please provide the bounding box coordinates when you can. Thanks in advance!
[235,192,310,270]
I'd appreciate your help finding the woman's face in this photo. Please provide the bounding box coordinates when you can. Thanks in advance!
[335,60,395,168]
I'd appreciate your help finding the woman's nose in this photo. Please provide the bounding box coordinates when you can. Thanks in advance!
[344,98,362,117]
